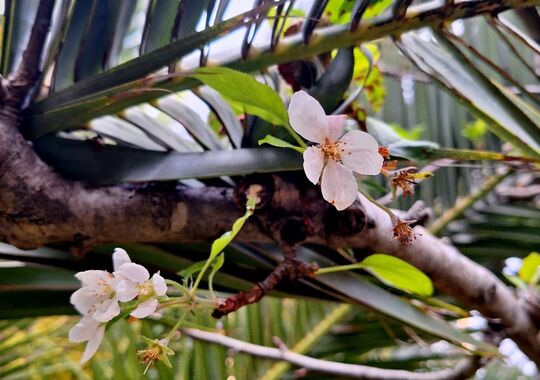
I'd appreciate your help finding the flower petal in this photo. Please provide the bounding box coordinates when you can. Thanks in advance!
[288,90,329,143]
[112,248,131,271]
[339,130,384,175]
[152,272,167,296]
[115,280,139,302]
[81,324,105,364]
[302,146,324,184]
[69,314,99,343]
[117,263,149,283]
[326,115,346,140]
[93,298,120,323]
[321,160,358,211]
[70,287,101,315]
[131,299,159,319]
[75,270,110,286]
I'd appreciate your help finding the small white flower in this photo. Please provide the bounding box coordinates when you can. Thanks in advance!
[288,91,383,210]
[68,314,106,364]
[116,264,167,319]
[70,248,133,322]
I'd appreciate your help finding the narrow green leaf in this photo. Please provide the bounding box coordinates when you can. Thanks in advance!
[0,266,78,290]
[140,0,181,55]
[314,271,497,354]
[51,0,94,91]
[32,4,275,112]
[75,0,116,82]
[360,254,434,296]
[197,86,244,148]
[1,0,38,75]
[178,261,206,280]
[518,252,540,284]
[188,67,289,127]
[366,117,439,161]
[155,96,224,150]
[397,32,540,158]
[33,135,302,185]
[210,208,252,257]
[258,135,305,153]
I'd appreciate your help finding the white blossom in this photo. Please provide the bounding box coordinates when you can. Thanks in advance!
[116,264,168,319]
[69,248,134,323]
[288,91,383,210]
[68,248,143,364]
[68,314,105,364]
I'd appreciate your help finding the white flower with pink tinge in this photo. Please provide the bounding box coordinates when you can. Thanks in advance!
[68,248,165,364]
[288,91,384,210]
[68,314,106,364]
[115,264,167,319]
[69,247,132,323]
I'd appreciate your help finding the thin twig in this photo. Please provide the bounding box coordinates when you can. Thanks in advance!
[181,327,481,380]
[212,250,316,318]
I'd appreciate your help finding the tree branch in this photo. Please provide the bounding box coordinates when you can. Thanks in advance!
[353,194,540,366]
[181,327,481,380]
[8,0,55,104]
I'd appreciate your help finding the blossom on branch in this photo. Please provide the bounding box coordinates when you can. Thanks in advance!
[288,91,383,210]
[68,248,168,364]
[116,265,167,319]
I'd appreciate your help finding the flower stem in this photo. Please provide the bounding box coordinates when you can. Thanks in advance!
[166,311,188,341]
[285,123,307,148]
[165,279,191,296]
[357,188,398,223]
[314,263,365,276]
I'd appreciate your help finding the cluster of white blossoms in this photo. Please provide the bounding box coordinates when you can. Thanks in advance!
[69,248,167,364]
[288,91,384,210]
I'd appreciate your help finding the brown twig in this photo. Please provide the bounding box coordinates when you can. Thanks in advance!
[212,247,317,318]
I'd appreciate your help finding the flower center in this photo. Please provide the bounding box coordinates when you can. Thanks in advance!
[98,279,113,294]
[320,138,341,161]
[137,281,154,297]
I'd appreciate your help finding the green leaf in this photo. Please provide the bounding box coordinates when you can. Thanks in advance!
[1,0,39,75]
[188,67,289,127]
[33,135,302,185]
[518,252,540,284]
[210,207,253,258]
[397,32,540,159]
[314,271,497,354]
[178,261,206,281]
[258,135,305,153]
[197,86,244,148]
[140,0,181,55]
[359,254,434,296]
[366,117,439,161]
[0,266,78,290]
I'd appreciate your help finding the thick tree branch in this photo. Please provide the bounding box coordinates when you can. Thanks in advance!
[181,327,481,380]
[352,194,540,366]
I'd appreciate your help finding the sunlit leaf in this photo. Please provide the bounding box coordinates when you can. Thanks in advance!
[518,252,540,284]
[360,254,434,296]
[188,67,289,127]
[258,135,305,153]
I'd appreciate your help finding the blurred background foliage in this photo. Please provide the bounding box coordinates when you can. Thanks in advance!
[1,0,539,378]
